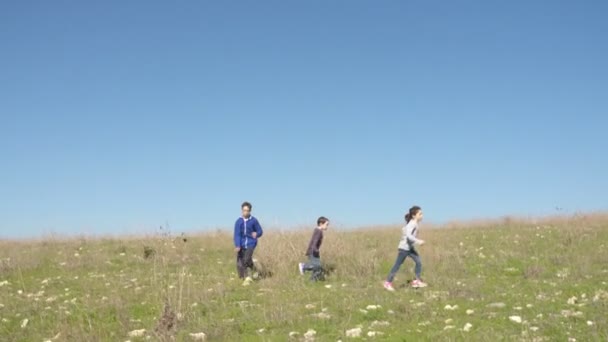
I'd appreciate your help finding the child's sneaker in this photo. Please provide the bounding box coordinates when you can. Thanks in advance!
[242,276,253,286]
[411,279,428,288]
[383,281,395,292]
[298,263,305,275]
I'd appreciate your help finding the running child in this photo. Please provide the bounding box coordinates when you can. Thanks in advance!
[298,216,330,281]
[233,201,264,286]
[384,206,428,291]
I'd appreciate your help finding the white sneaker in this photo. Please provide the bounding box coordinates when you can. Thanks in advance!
[383,281,395,292]
[242,276,253,286]
[298,263,305,275]
[411,279,428,288]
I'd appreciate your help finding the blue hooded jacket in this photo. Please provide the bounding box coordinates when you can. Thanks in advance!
[234,216,263,249]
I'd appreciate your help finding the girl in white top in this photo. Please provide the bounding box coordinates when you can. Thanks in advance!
[384,206,428,291]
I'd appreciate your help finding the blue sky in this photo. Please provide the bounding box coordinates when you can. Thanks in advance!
[1,1,607,238]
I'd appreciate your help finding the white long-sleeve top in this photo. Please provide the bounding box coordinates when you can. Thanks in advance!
[398,220,421,251]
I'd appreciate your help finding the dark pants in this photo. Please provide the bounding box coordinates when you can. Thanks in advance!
[386,248,422,283]
[303,255,324,281]
[237,247,256,279]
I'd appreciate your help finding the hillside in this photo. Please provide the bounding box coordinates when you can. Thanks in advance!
[1,214,607,341]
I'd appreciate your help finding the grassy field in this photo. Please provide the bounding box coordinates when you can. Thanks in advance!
[1,214,607,341]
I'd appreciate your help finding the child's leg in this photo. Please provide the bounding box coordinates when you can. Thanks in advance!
[386,249,407,282]
[408,249,423,280]
[302,255,318,272]
[308,256,323,281]
[236,249,246,279]
[243,247,257,276]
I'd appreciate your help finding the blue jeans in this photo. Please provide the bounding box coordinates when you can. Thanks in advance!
[303,255,324,281]
[386,248,422,282]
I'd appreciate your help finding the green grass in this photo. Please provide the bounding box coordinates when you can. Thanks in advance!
[1,214,607,341]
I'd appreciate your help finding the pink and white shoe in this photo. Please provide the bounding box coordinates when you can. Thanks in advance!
[383,281,395,291]
[411,279,428,288]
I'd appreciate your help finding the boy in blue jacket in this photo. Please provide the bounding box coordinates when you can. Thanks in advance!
[234,201,264,285]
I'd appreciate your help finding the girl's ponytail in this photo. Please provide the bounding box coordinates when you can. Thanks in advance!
[405,206,422,223]
[404,213,412,223]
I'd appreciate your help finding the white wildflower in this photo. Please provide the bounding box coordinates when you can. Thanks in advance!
[304,329,316,339]
[128,329,146,337]
[556,269,569,278]
[20,318,29,328]
[593,290,608,302]
[509,316,522,323]
[316,312,331,319]
[346,327,362,338]
[463,323,473,332]
[466,309,474,315]
[189,332,206,341]
[371,320,390,327]
[561,310,583,318]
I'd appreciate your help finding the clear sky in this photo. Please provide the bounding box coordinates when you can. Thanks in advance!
[1,1,607,238]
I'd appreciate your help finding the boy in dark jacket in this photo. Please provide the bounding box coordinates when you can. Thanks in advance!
[298,217,330,281]
[233,202,264,286]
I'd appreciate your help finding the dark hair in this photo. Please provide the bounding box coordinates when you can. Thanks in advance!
[317,216,329,226]
[241,202,252,210]
[404,206,421,223]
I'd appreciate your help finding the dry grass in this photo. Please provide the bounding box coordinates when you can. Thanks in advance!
[0,214,607,341]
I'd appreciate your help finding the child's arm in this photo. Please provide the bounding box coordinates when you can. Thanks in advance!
[254,219,263,238]
[233,220,241,250]
[405,223,423,245]
[310,230,322,257]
